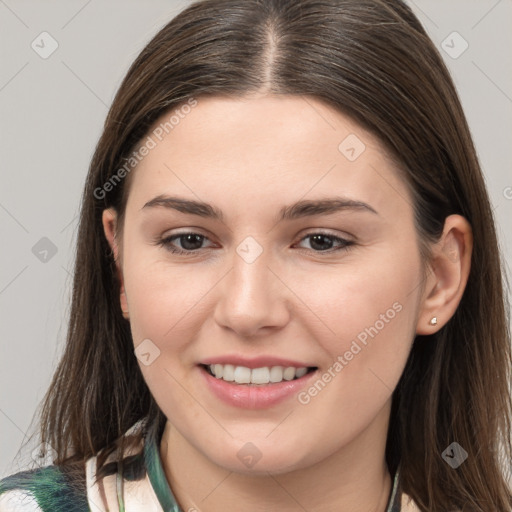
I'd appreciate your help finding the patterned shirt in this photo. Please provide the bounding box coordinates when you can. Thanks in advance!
[0,418,419,511]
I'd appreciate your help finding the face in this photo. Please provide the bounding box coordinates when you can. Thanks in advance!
[104,94,426,474]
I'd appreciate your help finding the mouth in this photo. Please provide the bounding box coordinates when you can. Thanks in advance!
[199,363,318,386]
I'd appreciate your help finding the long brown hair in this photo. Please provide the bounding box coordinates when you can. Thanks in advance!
[19,0,512,509]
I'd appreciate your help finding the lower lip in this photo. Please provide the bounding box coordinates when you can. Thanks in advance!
[199,366,318,409]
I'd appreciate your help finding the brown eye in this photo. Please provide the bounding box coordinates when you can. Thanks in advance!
[295,232,354,253]
[158,232,211,255]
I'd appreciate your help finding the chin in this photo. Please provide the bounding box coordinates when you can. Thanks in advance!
[205,443,312,476]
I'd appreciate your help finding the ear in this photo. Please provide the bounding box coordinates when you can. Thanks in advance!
[102,208,129,319]
[416,214,473,334]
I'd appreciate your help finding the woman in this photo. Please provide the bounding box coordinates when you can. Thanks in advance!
[1,0,511,511]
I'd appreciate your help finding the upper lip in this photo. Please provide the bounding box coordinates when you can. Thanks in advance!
[200,355,316,369]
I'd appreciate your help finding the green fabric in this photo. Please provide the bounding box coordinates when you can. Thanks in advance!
[0,463,90,511]
[388,464,403,512]
[143,419,183,511]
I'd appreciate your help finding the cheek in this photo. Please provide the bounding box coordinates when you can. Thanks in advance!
[124,260,211,346]
[292,243,421,421]
[122,253,213,415]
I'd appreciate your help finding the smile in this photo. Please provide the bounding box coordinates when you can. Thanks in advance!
[203,363,316,385]
[199,363,319,409]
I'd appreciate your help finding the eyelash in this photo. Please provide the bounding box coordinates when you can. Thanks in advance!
[155,231,354,256]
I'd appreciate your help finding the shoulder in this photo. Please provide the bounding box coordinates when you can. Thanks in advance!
[0,463,89,512]
[0,417,159,512]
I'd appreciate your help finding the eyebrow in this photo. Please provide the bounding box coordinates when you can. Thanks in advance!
[141,194,378,222]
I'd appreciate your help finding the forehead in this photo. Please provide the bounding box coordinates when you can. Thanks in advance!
[125,94,411,220]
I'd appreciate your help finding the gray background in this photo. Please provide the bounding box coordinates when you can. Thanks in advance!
[1,0,511,480]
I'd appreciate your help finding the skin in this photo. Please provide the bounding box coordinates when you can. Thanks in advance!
[102,94,472,512]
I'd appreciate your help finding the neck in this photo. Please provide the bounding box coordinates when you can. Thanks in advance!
[160,403,393,512]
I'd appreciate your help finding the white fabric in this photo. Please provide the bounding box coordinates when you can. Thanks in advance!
[84,428,163,511]
[0,490,42,512]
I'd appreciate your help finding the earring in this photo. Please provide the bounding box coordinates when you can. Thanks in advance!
[429,316,437,326]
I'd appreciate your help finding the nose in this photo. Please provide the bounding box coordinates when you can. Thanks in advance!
[213,242,290,338]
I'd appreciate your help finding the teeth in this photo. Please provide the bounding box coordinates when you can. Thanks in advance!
[222,364,235,382]
[269,366,283,382]
[214,364,223,378]
[208,364,310,385]
[251,367,269,384]
[283,367,295,381]
[234,366,251,384]
[295,367,308,378]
